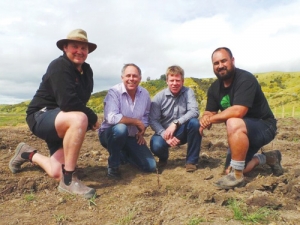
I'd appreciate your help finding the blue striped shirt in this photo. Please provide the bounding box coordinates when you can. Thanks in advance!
[99,83,151,136]
[149,86,199,137]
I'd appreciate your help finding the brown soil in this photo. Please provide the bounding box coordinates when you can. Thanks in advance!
[1,118,300,225]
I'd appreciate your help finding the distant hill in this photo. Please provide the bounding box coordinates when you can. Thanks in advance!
[1,71,299,114]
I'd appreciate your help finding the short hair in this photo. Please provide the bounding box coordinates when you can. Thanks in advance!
[166,65,184,79]
[121,63,142,76]
[211,47,233,59]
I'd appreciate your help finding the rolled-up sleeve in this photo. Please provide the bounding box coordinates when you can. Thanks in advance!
[103,89,123,125]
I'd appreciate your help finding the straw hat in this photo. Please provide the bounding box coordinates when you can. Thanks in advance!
[56,29,97,53]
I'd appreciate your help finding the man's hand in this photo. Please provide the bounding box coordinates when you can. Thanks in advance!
[91,121,100,131]
[136,133,146,145]
[135,120,146,136]
[166,136,180,147]
[199,115,212,136]
[163,123,177,140]
[200,115,211,129]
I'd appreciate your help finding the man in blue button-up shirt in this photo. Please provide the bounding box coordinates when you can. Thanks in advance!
[149,65,202,172]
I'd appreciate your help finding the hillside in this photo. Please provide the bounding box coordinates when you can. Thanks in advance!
[0,71,299,116]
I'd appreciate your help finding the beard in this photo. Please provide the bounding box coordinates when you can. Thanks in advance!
[214,67,235,81]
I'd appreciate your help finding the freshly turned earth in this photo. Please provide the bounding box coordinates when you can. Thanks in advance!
[0,118,300,224]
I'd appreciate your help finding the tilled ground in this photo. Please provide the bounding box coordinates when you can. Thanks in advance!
[0,118,300,224]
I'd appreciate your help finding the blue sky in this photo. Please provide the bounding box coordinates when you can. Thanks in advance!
[1,0,300,104]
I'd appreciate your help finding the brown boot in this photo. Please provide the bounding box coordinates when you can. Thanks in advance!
[9,142,36,173]
[263,150,283,176]
[186,163,197,172]
[58,171,96,199]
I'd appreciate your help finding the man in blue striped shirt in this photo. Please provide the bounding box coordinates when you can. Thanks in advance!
[98,64,156,179]
[149,65,202,173]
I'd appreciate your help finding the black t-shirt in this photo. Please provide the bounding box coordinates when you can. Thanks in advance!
[206,68,274,120]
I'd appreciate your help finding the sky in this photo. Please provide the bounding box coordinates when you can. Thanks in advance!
[1,0,300,104]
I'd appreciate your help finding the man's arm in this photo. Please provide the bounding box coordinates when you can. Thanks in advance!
[149,94,166,136]
[177,88,199,125]
[209,105,248,124]
[200,105,248,135]
[119,116,145,135]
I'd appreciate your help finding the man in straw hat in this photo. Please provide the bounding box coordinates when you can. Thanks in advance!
[9,29,99,199]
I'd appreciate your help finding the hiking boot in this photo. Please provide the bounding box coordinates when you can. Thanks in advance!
[215,168,244,189]
[107,167,121,179]
[9,142,36,173]
[263,150,283,176]
[58,172,96,199]
[186,163,197,172]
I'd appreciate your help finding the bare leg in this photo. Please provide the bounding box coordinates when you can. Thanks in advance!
[225,156,259,175]
[31,149,64,180]
[215,118,248,189]
[55,111,88,171]
[227,118,248,162]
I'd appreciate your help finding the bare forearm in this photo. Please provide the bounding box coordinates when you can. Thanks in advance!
[119,116,142,127]
[208,105,248,124]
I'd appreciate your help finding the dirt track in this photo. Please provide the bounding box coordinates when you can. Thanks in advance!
[0,118,300,224]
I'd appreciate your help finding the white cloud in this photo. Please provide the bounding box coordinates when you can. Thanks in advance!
[0,0,300,104]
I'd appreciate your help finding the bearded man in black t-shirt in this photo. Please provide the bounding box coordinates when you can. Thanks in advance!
[200,47,283,190]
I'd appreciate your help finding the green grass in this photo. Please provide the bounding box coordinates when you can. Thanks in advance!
[227,199,277,224]
[24,191,35,202]
[117,209,136,225]
[187,216,207,224]
[53,213,71,223]
[88,194,97,207]
[0,113,26,127]
[0,72,299,127]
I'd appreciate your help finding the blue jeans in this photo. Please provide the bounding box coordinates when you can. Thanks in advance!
[150,118,202,164]
[99,124,156,172]
[225,117,277,167]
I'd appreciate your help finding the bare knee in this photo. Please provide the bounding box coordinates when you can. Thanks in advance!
[71,112,88,129]
[52,170,62,181]
[226,118,246,134]
[56,111,89,137]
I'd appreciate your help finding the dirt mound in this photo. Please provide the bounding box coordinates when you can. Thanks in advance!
[0,118,300,224]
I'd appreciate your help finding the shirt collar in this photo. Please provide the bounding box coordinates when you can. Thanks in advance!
[121,83,141,96]
[165,86,187,96]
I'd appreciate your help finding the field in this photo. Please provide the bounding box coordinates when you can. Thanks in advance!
[0,118,300,224]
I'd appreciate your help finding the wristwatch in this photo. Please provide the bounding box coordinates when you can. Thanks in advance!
[173,120,180,127]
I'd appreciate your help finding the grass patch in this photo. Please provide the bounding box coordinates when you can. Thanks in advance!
[24,191,35,202]
[88,194,97,207]
[53,213,71,223]
[0,113,26,127]
[117,208,135,225]
[227,199,277,224]
[187,216,207,224]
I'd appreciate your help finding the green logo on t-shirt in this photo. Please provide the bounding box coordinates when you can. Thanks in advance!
[221,94,231,109]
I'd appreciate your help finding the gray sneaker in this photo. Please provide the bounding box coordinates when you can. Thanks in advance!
[263,150,283,176]
[9,142,36,173]
[215,169,244,189]
[58,172,96,199]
